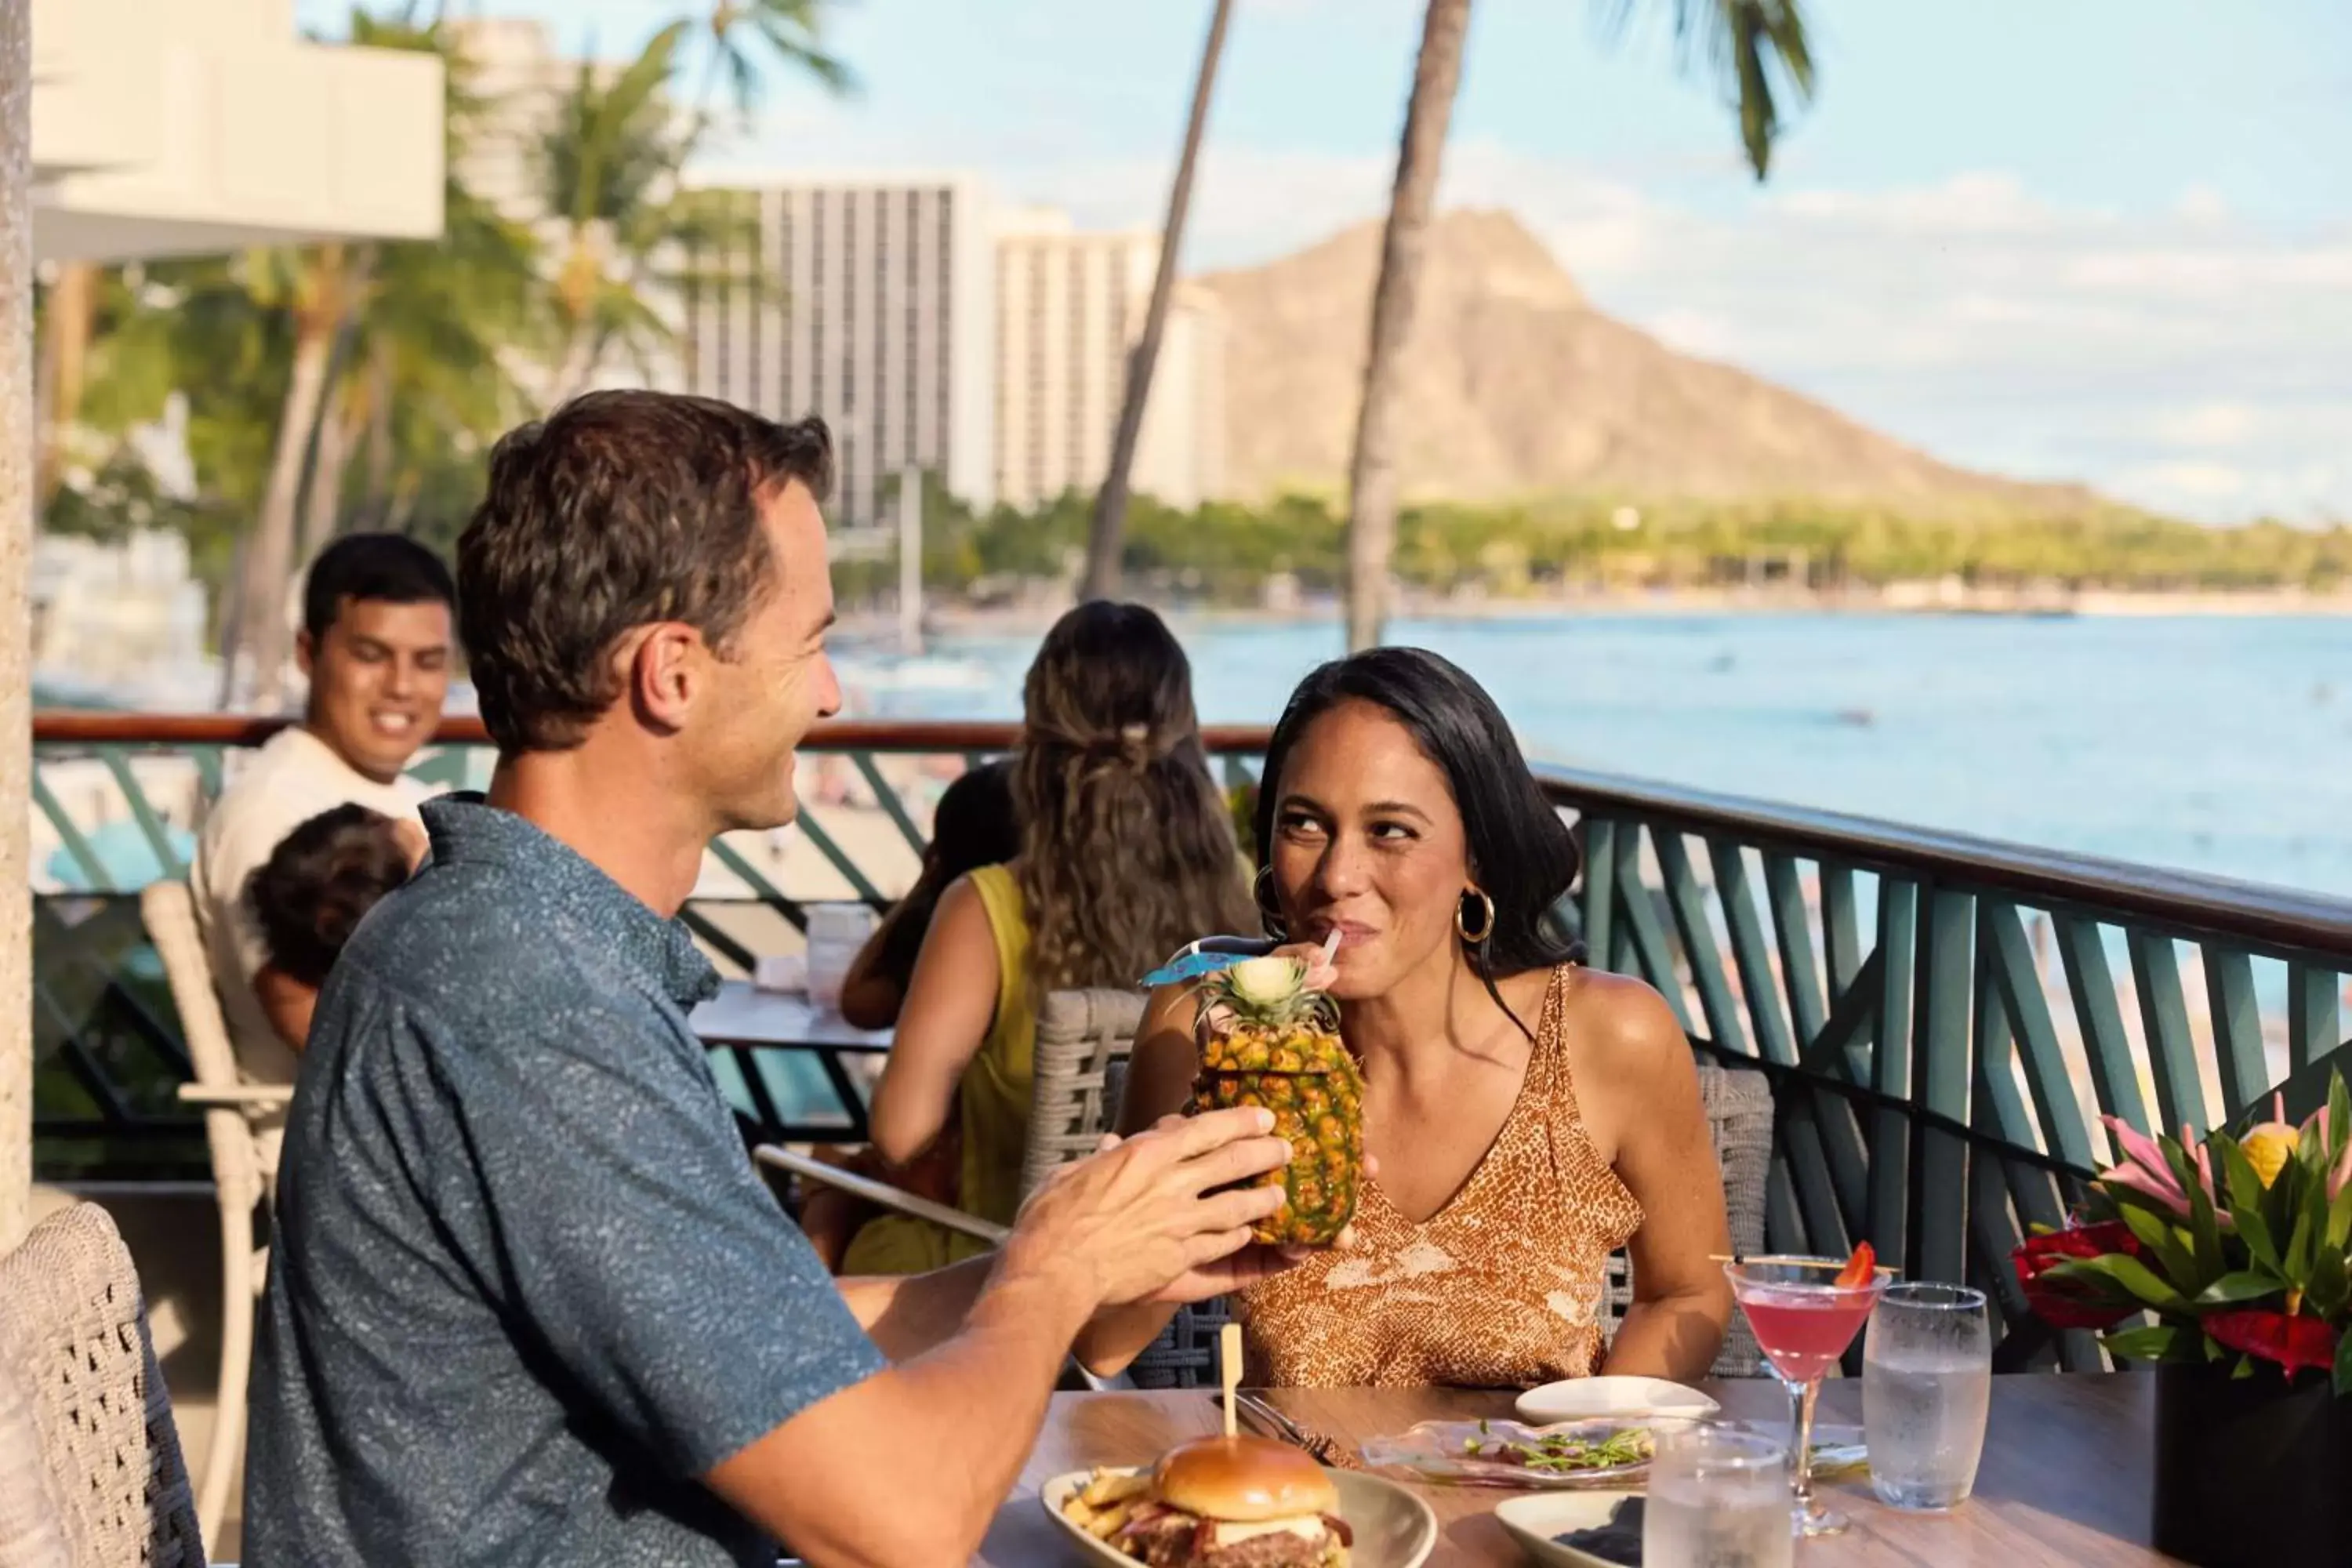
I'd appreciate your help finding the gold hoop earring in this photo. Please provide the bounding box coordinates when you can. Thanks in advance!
[1254,866,1289,940]
[1457,887,1496,946]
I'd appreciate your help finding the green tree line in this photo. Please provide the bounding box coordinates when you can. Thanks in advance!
[832,484,2352,608]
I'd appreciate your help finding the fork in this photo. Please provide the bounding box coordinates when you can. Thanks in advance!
[1218,1391,1363,1470]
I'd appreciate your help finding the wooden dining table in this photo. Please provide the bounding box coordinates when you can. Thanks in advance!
[977,1373,2183,1566]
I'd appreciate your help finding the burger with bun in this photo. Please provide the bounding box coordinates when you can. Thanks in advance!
[1058,1434,1351,1566]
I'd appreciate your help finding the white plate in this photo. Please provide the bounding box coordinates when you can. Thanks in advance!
[1514,1376,1719,1426]
[1041,1466,1437,1566]
[1494,1490,1643,1567]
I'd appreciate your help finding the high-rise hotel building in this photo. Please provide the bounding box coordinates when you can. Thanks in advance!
[680,176,997,528]
[992,209,1225,512]
[679,180,1227,527]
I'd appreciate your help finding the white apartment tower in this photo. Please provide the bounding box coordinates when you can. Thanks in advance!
[682,177,996,528]
[993,211,1225,512]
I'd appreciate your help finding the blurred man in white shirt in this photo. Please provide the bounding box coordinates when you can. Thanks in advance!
[191,533,456,1162]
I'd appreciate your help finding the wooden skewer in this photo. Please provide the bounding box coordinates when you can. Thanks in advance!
[1710,1252,1903,1276]
[1220,1322,1242,1439]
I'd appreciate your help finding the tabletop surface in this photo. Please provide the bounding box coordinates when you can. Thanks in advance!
[978,1374,2180,1566]
[688,980,895,1051]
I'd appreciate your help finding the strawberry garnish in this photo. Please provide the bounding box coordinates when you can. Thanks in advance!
[1832,1241,1876,1288]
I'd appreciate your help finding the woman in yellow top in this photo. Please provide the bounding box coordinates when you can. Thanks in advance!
[842,602,1260,1274]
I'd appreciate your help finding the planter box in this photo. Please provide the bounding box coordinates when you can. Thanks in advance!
[2153,1363,2352,1566]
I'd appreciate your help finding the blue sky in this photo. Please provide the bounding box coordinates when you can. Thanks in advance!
[318,0,2352,522]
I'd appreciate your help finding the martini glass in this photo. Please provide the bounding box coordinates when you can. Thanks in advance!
[1725,1255,1892,1537]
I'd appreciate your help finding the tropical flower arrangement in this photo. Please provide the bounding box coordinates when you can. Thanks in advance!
[2013,1071,2352,1390]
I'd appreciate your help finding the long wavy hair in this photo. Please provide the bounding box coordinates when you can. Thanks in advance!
[1014,603,1258,991]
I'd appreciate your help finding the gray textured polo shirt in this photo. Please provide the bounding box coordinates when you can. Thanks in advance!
[245,796,886,1566]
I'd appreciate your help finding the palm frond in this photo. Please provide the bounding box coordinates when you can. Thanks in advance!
[1597,0,1813,180]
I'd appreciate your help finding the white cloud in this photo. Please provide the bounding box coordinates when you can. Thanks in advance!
[2154,404,2258,448]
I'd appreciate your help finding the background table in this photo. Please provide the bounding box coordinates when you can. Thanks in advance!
[691,981,893,1141]
[980,1374,2183,1566]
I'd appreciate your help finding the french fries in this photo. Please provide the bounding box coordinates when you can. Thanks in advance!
[1060,1468,1153,1544]
[1081,1470,1151,1508]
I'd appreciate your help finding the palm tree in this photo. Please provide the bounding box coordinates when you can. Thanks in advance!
[539,5,847,406]
[1342,0,1814,651]
[1079,0,1235,603]
[230,8,546,707]
[690,0,849,137]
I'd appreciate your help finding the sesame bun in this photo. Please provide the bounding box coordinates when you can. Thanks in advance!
[1152,1435,1339,1523]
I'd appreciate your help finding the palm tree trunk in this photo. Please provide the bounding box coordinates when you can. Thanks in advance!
[238,318,334,710]
[359,350,395,531]
[34,261,96,507]
[1080,0,1234,604]
[299,397,360,561]
[1344,0,1473,652]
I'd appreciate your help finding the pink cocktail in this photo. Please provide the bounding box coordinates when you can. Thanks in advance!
[1740,1290,1876,1385]
[1726,1254,1892,1538]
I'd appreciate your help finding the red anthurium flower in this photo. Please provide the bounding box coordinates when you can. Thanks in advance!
[2013,1222,2145,1332]
[2205,1310,2339,1379]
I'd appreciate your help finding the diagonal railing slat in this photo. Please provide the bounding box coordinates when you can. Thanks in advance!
[2201,945,2268,1118]
[2288,962,2343,1073]
[2129,933,2209,1137]
[2055,915,2150,1142]
[1655,829,1748,1054]
[1763,852,1827,1049]
[1711,839,1797,1066]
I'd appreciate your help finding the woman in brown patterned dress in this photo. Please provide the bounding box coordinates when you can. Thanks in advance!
[1081,648,1733,1388]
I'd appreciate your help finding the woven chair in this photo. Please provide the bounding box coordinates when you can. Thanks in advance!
[755,987,1148,1250]
[1602,1060,1775,1377]
[0,1202,207,1568]
[140,881,287,1549]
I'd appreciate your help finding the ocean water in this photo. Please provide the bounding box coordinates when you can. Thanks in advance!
[840,612,2352,902]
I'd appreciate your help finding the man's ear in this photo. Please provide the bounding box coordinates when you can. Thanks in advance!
[296,629,317,679]
[625,623,703,734]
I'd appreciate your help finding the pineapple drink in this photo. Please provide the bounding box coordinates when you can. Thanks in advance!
[1187,956,1363,1247]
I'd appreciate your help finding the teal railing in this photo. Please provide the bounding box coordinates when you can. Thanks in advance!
[32,712,2352,1373]
[1548,763,2352,1372]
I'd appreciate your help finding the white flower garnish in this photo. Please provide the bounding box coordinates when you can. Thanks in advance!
[1227,956,1305,1006]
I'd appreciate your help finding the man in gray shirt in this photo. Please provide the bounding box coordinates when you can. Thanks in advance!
[245,390,1294,1566]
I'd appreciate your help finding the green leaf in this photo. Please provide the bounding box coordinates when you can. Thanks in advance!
[2118,1206,2198,1289]
[2270,1157,2312,1261]
[2329,1072,2350,1160]
[2183,1152,2229,1283]
[2232,1353,2257,1381]
[2218,1138,2281,1272]
[2329,1181,2352,1254]
[2284,1193,2321,1287]
[2308,1243,2349,1322]
[2049,1253,2192,1313]
[2205,1332,2229,1363]
[2194,1271,2285,1308]
[2102,1323,2199,1363]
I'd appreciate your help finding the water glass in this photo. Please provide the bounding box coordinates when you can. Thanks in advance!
[1643,1426,1792,1568]
[1862,1282,1991,1510]
[803,902,876,1011]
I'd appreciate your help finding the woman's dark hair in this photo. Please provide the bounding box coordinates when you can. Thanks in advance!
[871,760,1021,990]
[245,804,416,987]
[1016,601,1259,991]
[1255,647,1583,1035]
